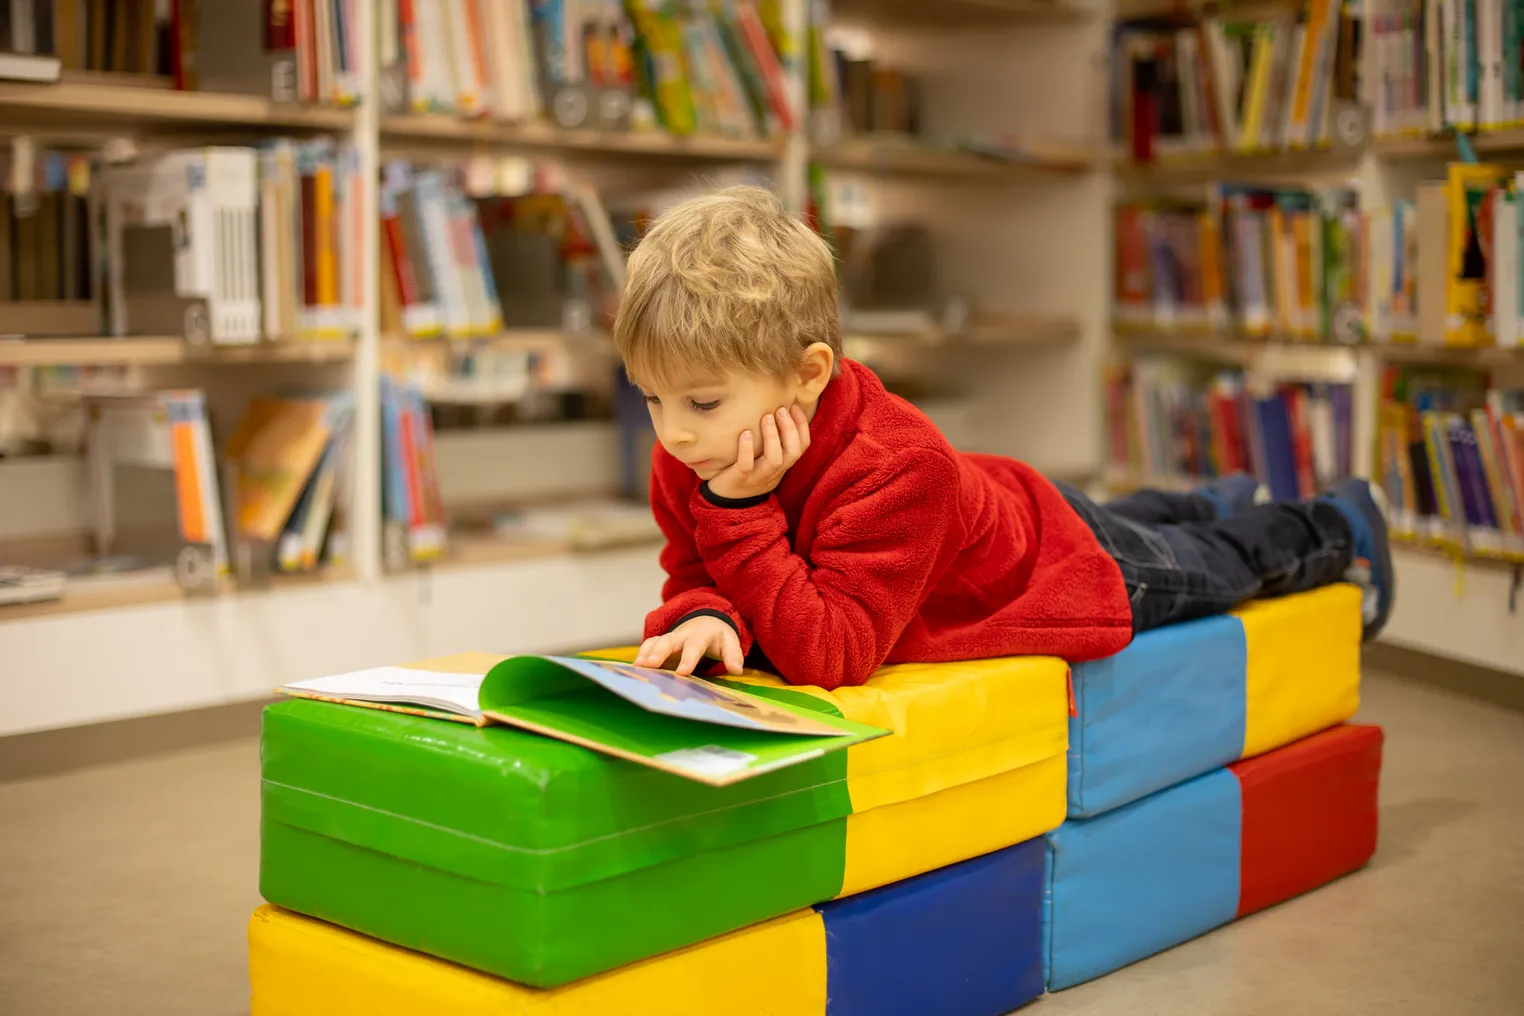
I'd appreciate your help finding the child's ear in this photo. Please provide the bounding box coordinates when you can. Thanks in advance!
[795,342,835,400]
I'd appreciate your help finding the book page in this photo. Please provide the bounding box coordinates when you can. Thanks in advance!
[543,656,853,737]
[280,666,485,717]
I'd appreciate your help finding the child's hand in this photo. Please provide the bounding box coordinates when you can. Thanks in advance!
[635,615,745,677]
[707,405,811,501]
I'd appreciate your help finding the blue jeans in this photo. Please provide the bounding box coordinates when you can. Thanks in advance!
[1056,484,1355,634]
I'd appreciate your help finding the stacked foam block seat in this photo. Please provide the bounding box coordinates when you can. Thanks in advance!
[249,837,1046,1016]
[248,584,1382,1012]
[1044,583,1383,990]
[251,653,1070,1013]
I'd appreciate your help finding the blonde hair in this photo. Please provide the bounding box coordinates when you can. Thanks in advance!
[614,185,841,388]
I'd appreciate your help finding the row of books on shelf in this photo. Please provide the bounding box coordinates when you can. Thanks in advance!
[1367,0,1524,139]
[1,142,644,346]
[1115,184,1363,342]
[1376,365,1524,558]
[1,154,93,305]
[1116,162,1524,350]
[82,378,447,589]
[1,0,167,81]
[1368,163,1524,347]
[806,2,922,144]
[380,160,631,341]
[380,0,794,140]
[0,0,362,100]
[7,0,799,141]
[194,0,362,104]
[1105,358,1355,501]
[1111,0,1362,161]
[1113,0,1524,161]
[97,140,367,344]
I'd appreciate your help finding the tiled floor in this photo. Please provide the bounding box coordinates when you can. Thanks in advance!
[1,670,1520,1015]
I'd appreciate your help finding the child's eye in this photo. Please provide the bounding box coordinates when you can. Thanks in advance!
[643,394,660,406]
[689,399,721,412]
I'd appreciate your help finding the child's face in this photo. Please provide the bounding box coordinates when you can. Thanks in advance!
[636,368,806,482]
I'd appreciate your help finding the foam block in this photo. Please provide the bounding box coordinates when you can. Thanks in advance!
[260,652,1068,987]
[249,837,1047,1016]
[1067,584,1362,817]
[1045,723,1383,991]
[1234,722,1383,917]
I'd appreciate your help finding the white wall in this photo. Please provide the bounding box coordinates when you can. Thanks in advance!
[0,545,664,737]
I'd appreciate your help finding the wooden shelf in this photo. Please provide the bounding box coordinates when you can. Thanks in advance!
[0,79,354,132]
[381,114,784,161]
[1374,126,1524,160]
[0,336,355,368]
[1370,342,1524,367]
[1113,0,1301,21]
[1114,326,1259,364]
[1116,325,1524,369]
[383,330,614,356]
[833,0,1093,25]
[817,137,1095,180]
[857,316,1081,346]
[0,561,357,624]
[1114,145,1361,185]
[846,316,1080,359]
[1114,326,1362,381]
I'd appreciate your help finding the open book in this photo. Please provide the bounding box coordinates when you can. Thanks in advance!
[278,654,887,786]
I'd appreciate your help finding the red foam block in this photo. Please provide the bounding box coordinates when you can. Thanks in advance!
[1231,723,1383,918]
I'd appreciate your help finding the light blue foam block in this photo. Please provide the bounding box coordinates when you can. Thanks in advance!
[1044,767,1242,991]
[1067,613,1248,817]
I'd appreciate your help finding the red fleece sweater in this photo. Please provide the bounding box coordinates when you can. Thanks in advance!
[644,359,1134,690]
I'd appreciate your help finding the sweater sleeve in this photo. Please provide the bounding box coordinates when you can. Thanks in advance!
[642,459,756,651]
[688,446,959,690]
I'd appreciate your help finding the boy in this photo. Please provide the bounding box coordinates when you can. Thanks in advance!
[620,186,1392,691]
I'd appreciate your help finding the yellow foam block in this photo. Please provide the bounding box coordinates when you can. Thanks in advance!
[841,750,1067,897]
[249,904,826,1016]
[1236,583,1363,758]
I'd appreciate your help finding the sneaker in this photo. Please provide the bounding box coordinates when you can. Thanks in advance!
[1197,473,1270,518]
[1323,477,1394,641]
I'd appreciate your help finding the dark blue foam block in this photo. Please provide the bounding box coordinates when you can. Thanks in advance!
[1044,767,1242,991]
[819,837,1045,1016]
[1067,612,1248,817]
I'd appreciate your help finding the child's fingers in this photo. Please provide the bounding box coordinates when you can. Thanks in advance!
[635,635,669,668]
[777,407,802,462]
[735,429,755,473]
[760,412,783,469]
[675,637,707,676]
[720,630,744,675]
[791,405,811,450]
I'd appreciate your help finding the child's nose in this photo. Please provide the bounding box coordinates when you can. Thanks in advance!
[660,421,696,447]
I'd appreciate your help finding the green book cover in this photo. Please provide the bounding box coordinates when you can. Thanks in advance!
[279,654,887,786]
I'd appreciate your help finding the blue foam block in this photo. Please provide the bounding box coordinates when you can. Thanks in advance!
[1044,768,1242,990]
[822,837,1045,1016]
[1067,613,1247,817]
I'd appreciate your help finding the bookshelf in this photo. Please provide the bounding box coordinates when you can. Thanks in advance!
[1105,0,1524,677]
[0,0,1109,734]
